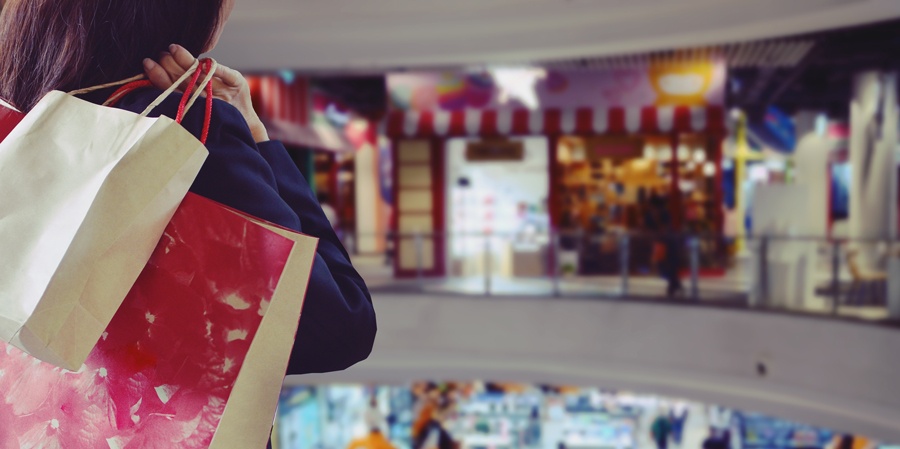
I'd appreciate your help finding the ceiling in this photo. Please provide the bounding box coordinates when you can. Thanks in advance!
[276,19,900,121]
[729,19,900,119]
[212,0,900,72]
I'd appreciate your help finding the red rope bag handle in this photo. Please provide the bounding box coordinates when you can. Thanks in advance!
[106,58,215,144]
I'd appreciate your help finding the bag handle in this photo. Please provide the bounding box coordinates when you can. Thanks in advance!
[69,59,199,105]
[179,59,218,121]
[140,58,218,120]
[67,73,148,97]
[173,59,217,144]
[103,79,154,108]
[70,58,219,144]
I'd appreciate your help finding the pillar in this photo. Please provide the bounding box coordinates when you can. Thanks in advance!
[849,73,897,257]
[849,72,899,317]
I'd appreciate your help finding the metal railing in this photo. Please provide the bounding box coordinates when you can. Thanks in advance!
[338,228,900,324]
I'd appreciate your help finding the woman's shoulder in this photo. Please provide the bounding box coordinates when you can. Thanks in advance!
[113,87,250,135]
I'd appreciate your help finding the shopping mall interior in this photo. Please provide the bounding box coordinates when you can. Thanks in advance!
[207,1,900,448]
[2,0,900,448]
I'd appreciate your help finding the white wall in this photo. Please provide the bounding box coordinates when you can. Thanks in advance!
[290,294,900,442]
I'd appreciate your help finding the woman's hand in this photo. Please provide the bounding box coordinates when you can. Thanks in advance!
[143,44,269,143]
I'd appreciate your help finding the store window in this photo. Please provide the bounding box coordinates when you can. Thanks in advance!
[554,134,724,275]
[445,136,550,281]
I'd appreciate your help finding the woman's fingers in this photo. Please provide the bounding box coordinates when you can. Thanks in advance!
[157,45,210,93]
[166,44,241,99]
[168,44,197,71]
[142,58,174,90]
[157,52,192,89]
[146,44,241,85]
[214,64,244,88]
[145,43,250,107]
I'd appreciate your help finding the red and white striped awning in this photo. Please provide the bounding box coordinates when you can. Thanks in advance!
[386,106,725,138]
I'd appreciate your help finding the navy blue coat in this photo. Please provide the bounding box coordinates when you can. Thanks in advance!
[105,89,376,374]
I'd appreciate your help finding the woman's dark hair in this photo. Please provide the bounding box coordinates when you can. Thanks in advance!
[0,0,224,111]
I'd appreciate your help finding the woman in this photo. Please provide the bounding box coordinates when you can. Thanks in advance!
[0,0,375,374]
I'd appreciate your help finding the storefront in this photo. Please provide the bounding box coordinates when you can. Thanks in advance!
[248,74,390,253]
[386,61,727,277]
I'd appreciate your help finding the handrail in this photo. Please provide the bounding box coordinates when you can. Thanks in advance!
[339,229,900,324]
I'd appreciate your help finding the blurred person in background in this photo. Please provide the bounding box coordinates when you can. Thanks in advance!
[347,398,397,449]
[827,434,877,449]
[706,405,732,436]
[365,395,388,435]
[413,396,458,449]
[660,227,685,298]
[346,428,398,449]
[646,190,683,297]
[0,0,376,444]
[650,410,672,449]
[385,212,397,266]
[522,405,543,449]
[702,428,729,449]
[413,383,442,442]
[668,402,689,446]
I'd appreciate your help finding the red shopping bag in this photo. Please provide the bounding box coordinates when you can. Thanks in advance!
[0,193,317,448]
[0,100,24,140]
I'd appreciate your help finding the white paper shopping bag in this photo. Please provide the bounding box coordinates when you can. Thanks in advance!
[0,60,215,370]
[209,204,318,449]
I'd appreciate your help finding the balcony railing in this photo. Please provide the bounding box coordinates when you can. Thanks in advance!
[338,229,900,324]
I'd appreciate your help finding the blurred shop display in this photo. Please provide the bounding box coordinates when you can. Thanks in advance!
[246,74,357,239]
[247,75,355,153]
[555,133,724,275]
[386,60,727,278]
[731,412,834,449]
[276,385,413,449]
[747,107,796,154]
[273,383,894,449]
